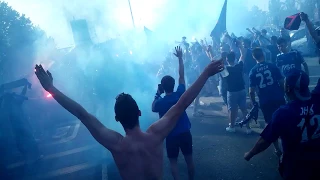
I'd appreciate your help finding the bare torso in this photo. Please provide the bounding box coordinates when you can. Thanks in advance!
[111,132,163,180]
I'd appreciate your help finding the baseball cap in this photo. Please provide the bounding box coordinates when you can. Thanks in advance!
[285,69,311,101]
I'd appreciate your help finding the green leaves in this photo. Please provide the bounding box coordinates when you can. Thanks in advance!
[0,2,47,83]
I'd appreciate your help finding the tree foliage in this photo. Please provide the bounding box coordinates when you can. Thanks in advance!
[0,2,47,83]
[268,0,318,27]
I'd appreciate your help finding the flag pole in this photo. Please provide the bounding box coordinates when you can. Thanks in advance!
[127,0,136,28]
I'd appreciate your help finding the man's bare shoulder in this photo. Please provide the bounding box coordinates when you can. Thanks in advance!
[118,131,160,149]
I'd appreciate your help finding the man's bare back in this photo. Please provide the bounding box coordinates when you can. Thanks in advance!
[112,131,163,180]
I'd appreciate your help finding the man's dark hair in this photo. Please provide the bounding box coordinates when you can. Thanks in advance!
[226,52,236,63]
[114,93,140,129]
[220,42,230,52]
[161,75,175,93]
[277,37,287,45]
[221,52,228,60]
[243,38,251,47]
[252,48,264,60]
[261,29,267,34]
[271,36,278,43]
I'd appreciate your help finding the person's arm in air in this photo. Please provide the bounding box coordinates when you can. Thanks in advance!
[35,65,123,152]
[174,46,187,96]
[300,12,320,45]
[176,46,185,85]
[246,28,255,35]
[147,60,224,142]
[239,45,247,61]
[244,109,283,161]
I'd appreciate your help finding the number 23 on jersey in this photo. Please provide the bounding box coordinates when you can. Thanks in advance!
[256,70,274,89]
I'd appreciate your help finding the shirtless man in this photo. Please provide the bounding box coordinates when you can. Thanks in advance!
[34,56,223,180]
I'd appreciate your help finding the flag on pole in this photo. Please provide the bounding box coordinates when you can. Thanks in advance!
[144,26,153,37]
[210,0,227,40]
[144,26,155,44]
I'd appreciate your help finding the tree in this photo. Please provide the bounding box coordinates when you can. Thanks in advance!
[297,0,318,19]
[250,6,269,27]
[283,0,299,15]
[0,2,49,83]
[268,0,284,26]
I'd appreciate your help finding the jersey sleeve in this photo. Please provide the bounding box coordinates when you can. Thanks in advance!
[260,108,285,143]
[176,84,186,96]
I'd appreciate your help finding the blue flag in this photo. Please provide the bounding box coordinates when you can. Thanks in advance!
[210,0,227,40]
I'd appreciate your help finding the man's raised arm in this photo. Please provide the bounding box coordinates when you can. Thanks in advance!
[175,46,185,85]
[300,12,320,45]
[35,65,123,151]
[147,60,223,142]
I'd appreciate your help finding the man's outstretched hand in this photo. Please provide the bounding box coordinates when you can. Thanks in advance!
[204,60,224,77]
[173,46,183,59]
[35,64,54,92]
[300,12,309,22]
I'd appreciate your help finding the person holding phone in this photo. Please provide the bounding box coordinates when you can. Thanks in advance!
[152,46,194,180]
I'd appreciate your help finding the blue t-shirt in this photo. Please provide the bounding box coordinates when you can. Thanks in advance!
[276,50,305,76]
[249,62,285,105]
[153,84,191,137]
[260,88,320,177]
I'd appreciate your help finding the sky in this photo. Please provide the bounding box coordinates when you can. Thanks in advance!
[5,0,270,47]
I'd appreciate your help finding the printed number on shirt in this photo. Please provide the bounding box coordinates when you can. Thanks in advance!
[297,105,320,142]
[256,70,274,88]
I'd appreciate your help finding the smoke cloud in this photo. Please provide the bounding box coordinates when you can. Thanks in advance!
[4,0,269,134]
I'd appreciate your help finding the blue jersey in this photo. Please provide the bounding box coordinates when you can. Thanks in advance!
[261,83,320,178]
[153,84,191,137]
[249,62,285,105]
[276,50,305,76]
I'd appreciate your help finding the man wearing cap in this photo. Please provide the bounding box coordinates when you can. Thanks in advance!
[244,69,320,179]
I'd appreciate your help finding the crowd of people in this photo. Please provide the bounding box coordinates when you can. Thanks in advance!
[1,11,320,180]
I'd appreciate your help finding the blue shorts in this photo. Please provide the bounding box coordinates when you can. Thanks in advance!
[227,90,247,111]
[166,131,192,159]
